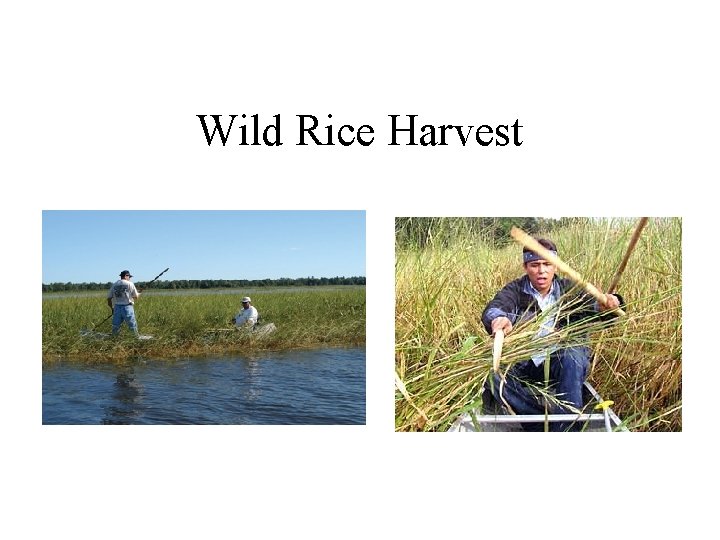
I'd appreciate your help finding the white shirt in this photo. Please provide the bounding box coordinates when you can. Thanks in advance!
[525,281,560,367]
[107,279,139,306]
[235,306,258,327]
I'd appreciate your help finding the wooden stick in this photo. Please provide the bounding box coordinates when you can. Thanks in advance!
[491,330,514,413]
[607,217,649,293]
[510,226,626,317]
[492,329,504,373]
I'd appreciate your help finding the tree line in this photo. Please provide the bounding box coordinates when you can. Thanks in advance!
[395,217,586,249]
[42,276,366,293]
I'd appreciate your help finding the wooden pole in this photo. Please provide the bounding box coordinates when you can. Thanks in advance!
[492,329,504,373]
[607,218,648,293]
[510,227,626,317]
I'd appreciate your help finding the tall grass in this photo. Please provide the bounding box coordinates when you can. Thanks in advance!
[43,286,365,362]
[395,218,681,432]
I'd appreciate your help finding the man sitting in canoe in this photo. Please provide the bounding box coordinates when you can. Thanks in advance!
[481,238,624,431]
[232,296,259,330]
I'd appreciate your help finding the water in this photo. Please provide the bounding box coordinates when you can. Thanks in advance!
[42,348,365,425]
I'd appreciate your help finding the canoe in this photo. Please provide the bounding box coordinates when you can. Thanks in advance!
[253,322,277,337]
[448,381,628,432]
[207,323,277,336]
[79,330,154,340]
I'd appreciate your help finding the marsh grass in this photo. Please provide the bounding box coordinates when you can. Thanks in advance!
[43,286,365,362]
[395,218,681,432]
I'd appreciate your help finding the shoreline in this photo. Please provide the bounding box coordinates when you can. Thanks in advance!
[42,338,366,364]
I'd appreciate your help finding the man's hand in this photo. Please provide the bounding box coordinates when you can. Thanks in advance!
[600,294,620,311]
[491,316,513,335]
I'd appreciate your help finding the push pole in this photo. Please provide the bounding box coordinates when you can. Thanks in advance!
[137,267,170,291]
[606,218,649,294]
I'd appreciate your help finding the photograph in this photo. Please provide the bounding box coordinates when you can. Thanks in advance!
[42,210,366,425]
[7,2,712,537]
[395,217,681,432]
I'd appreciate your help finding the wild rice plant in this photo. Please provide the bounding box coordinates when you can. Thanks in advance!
[43,286,366,362]
[395,218,681,432]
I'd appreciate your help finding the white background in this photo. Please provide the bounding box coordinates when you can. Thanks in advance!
[3,2,717,538]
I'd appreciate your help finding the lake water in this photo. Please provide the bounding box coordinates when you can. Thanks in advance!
[42,347,365,425]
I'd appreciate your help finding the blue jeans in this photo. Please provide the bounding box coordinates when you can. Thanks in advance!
[485,346,590,431]
[112,304,138,335]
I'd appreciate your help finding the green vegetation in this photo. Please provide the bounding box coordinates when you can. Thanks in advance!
[43,286,365,362]
[396,217,579,249]
[395,218,681,432]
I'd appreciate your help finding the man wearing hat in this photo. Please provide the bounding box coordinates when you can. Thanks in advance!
[481,238,624,430]
[232,296,259,329]
[107,270,141,336]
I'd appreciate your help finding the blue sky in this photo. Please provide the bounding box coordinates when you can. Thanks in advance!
[42,211,365,283]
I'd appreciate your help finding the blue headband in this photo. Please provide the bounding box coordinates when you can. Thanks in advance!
[523,250,557,264]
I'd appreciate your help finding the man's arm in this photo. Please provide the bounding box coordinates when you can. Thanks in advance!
[560,278,625,323]
[595,293,625,319]
[481,282,520,335]
[564,286,626,326]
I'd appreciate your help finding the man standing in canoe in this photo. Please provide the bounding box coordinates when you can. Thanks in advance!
[482,238,624,430]
[107,270,140,336]
[233,296,259,329]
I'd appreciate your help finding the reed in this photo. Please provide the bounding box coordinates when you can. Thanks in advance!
[395,218,681,432]
[43,286,366,362]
